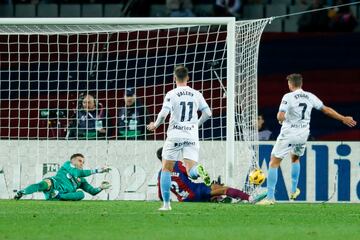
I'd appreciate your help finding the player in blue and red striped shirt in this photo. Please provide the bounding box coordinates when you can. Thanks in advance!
[156,148,266,203]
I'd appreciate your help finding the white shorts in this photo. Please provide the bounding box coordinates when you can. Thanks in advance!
[271,131,308,160]
[162,138,199,162]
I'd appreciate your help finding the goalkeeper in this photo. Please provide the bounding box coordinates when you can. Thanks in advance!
[14,153,111,201]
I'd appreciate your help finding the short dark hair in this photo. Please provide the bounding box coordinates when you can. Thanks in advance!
[174,65,189,82]
[156,147,163,161]
[125,87,135,97]
[70,153,84,160]
[286,73,303,88]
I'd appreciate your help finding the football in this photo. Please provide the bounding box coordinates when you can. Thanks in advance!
[249,169,266,185]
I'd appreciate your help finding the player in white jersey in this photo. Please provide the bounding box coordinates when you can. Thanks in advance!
[147,65,212,210]
[257,73,357,205]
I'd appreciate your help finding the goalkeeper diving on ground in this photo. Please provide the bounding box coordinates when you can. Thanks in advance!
[14,153,111,201]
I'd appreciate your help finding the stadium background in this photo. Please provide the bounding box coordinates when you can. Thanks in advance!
[1,31,359,140]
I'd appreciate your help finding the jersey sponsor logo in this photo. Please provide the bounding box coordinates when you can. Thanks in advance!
[290,124,308,128]
[174,141,196,147]
[176,91,194,98]
[294,93,309,100]
[172,124,194,131]
[289,143,305,147]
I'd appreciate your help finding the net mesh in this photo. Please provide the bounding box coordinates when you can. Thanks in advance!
[235,19,269,193]
[0,19,269,199]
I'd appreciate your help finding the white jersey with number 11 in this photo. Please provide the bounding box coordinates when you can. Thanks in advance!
[162,86,210,140]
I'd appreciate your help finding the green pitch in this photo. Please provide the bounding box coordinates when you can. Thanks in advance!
[0,200,359,240]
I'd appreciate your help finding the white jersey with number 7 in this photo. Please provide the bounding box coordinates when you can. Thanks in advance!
[162,86,210,140]
[279,89,323,136]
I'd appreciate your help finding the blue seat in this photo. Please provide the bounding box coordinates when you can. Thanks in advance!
[15,4,36,17]
[104,4,124,17]
[284,18,298,32]
[82,4,103,17]
[149,4,168,17]
[0,5,13,17]
[37,4,58,18]
[60,4,81,17]
[193,4,214,17]
[264,18,283,32]
[243,4,264,19]
[289,5,308,21]
[266,4,287,18]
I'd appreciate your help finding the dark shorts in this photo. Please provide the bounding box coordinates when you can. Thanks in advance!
[184,183,212,202]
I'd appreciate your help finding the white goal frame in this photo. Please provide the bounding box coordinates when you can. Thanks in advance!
[0,17,247,188]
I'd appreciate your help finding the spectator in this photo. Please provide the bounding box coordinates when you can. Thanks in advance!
[167,0,195,17]
[214,0,241,17]
[258,113,273,141]
[298,0,330,32]
[328,0,357,32]
[67,93,107,140]
[118,88,149,140]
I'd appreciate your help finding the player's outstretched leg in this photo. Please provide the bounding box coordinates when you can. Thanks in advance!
[290,156,301,200]
[189,164,211,186]
[225,188,249,201]
[256,167,277,205]
[249,188,268,204]
[56,191,85,201]
[14,180,50,200]
[257,156,281,205]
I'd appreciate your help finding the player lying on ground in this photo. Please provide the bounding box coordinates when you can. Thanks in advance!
[156,148,267,204]
[14,153,111,201]
[257,74,357,205]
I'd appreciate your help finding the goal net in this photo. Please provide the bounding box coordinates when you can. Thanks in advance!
[0,18,269,200]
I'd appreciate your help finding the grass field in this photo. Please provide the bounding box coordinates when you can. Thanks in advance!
[0,200,359,240]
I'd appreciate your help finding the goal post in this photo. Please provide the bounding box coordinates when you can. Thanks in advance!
[0,17,270,199]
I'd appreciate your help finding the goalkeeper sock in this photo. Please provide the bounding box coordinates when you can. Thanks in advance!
[267,167,278,200]
[160,171,171,203]
[189,165,199,179]
[58,191,85,201]
[226,188,249,201]
[23,180,49,195]
[291,162,300,193]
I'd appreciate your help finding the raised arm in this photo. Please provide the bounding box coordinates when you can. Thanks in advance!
[321,106,357,127]
[63,161,111,178]
[79,179,102,196]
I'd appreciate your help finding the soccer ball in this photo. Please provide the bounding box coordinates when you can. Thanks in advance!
[249,169,266,185]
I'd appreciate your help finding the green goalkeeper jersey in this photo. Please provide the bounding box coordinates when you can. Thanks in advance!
[44,161,101,200]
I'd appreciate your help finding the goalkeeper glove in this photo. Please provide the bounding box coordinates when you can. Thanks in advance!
[94,166,111,174]
[100,181,112,190]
